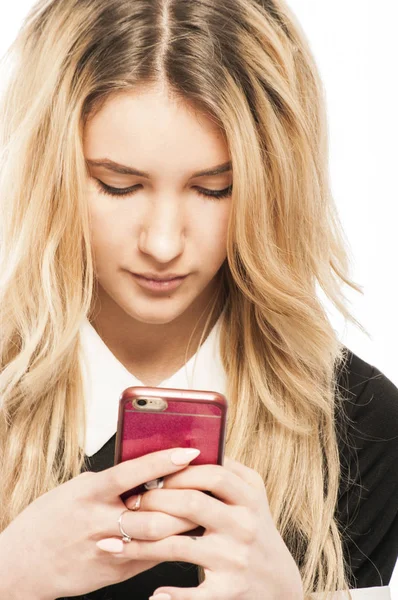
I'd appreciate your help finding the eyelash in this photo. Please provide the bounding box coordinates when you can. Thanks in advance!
[94,180,233,200]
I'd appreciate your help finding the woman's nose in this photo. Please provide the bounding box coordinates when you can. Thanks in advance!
[137,201,185,263]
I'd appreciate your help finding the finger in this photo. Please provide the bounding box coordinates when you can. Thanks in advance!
[117,534,217,570]
[223,455,265,491]
[111,510,198,541]
[124,493,144,511]
[93,447,201,500]
[149,583,212,600]
[163,464,263,509]
[137,488,248,536]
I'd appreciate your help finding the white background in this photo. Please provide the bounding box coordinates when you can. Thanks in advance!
[0,0,396,597]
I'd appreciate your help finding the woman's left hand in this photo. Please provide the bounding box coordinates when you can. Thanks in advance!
[127,456,304,600]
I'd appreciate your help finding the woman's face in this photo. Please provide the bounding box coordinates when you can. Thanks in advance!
[83,86,232,326]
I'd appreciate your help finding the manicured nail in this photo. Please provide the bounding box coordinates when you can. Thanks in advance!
[96,538,124,553]
[149,594,172,600]
[170,447,200,465]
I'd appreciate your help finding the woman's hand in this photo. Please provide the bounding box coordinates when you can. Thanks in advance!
[115,456,304,600]
[0,447,201,600]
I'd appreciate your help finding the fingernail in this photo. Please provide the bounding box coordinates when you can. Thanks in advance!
[149,594,172,600]
[96,538,124,553]
[170,447,200,465]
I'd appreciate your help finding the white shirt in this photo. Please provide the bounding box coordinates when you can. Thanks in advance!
[78,314,391,600]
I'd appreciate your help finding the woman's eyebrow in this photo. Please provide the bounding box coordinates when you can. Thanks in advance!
[85,158,232,178]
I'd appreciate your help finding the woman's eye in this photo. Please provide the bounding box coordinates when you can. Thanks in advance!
[94,180,140,197]
[94,180,232,200]
[196,184,233,200]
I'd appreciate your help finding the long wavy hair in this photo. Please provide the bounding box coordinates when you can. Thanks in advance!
[0,1,368,598]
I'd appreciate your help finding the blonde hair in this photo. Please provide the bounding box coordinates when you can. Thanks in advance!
[0,1,368,598]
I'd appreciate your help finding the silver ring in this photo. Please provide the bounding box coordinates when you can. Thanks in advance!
[118,509,134,543]
[144,477,164,490]
[117,493,142,542]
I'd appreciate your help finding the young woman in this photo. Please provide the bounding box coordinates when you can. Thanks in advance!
[0,1,396,599]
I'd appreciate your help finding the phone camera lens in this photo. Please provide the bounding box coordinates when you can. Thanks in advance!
[137,399,147,406]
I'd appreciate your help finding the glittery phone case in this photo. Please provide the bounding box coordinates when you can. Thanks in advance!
[114,386,228,536]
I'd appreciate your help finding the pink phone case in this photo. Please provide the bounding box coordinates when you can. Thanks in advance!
[114,386,228,536]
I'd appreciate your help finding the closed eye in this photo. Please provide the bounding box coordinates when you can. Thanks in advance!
[93,180,233,200]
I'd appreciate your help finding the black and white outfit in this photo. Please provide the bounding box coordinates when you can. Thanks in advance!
[58,313,398,599]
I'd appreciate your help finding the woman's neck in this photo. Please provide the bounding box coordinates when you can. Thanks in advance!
[88,284,223,385]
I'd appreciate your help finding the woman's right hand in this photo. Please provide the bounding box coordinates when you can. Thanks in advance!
[0,447,201,600]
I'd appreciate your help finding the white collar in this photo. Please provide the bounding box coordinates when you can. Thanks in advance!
[78,313,227,456]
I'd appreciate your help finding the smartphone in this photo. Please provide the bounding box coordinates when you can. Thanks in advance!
[114,386,228,536]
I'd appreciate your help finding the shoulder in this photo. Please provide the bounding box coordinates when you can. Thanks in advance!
[335,347,398,446]
[334,347,398,588]
[335,345,398,493]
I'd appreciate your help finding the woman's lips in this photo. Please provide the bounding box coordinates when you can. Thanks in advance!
[131,273,187,292]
